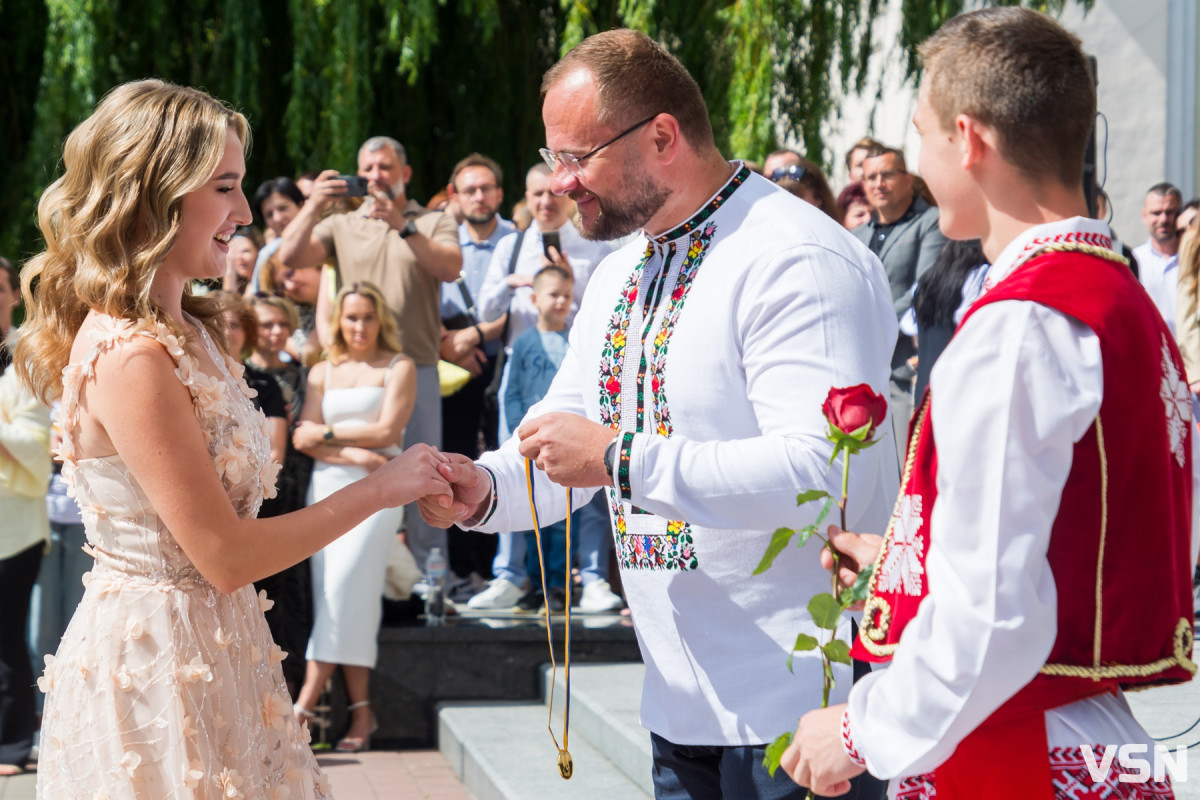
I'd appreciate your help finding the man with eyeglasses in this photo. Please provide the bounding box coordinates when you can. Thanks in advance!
[466,163,614,612]
[853,145,947,452]
[440,152,513,409]
[438,154,516,600]
[419,28,895,799]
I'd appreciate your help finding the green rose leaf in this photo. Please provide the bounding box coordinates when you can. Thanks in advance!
[827,437,844,467]
[785,632,819,673]
[753,527,794,575]
[841,564,875,606]
[808,592,841,630]
[795,524,817,548]
[823,639,852,665]
[762,731,794,777]
[814,496,834,528]
[796,489,831,505]
[848,421,873,442]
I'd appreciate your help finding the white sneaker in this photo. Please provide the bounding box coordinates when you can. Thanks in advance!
[466,578,524,610]
[579,579,625,613]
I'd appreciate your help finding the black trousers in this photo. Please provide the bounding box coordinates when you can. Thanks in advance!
[443,359,498,580]
[0,541,43,767]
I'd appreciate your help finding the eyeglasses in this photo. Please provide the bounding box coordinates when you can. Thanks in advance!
[539,115,657,179]
[770,164,809,183]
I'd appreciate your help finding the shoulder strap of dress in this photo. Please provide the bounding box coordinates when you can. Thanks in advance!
[57,316,161,467]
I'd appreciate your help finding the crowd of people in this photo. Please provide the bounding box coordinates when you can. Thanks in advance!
[0,6,1197,799]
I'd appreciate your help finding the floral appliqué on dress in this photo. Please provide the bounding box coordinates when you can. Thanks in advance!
[37,314,326,800]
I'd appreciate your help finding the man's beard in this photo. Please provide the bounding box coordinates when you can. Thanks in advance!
[464,208,498,226]
[578,171,671,241]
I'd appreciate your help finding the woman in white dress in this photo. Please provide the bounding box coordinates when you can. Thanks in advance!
[292,281,415,751]
[16,79,454,799]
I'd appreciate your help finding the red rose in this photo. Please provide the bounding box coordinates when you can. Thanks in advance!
[821,384,887,439]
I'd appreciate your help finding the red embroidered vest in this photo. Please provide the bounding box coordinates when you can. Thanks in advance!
[852,247,1196,692]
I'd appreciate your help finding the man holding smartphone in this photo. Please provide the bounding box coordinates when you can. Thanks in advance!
[466,162,614,611]
[477,163,612,351]
[276,136,463,568]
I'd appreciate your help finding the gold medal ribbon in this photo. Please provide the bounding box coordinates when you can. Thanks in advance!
[523,458,574,779]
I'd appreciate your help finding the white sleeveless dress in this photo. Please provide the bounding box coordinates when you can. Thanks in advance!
[37,313,332,800]
[305,359,404,668]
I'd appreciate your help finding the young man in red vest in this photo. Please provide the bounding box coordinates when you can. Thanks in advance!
[780,7,1196,798]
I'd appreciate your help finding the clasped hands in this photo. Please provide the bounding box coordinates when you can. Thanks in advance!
[417,412,615,528]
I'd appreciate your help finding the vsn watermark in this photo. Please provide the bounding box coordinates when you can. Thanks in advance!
[1081,744,1188,783]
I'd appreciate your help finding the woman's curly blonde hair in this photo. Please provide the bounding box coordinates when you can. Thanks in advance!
[15,79,250,402]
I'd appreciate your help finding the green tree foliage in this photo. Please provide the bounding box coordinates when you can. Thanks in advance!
[0,0,1086,263]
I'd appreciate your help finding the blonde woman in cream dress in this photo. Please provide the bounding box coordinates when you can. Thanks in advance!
[16,80,453,800]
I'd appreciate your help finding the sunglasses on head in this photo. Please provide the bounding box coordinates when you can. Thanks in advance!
[770,164,808,183]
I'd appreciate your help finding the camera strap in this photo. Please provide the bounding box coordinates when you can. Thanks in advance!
[453,278,480,326]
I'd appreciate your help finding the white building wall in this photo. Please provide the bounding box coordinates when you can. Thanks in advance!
[798,0,1194,247]
[1059,0,1170,244]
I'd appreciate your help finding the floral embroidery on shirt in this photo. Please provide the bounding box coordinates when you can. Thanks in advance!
[1161,335,1191,469]
[878,494,926,596]
[599,224,718,572]
[649,222,715,437]
[598,245,651,429]
[607,489,698,570]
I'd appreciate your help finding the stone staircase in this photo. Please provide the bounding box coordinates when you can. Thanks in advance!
[439,663,653,799]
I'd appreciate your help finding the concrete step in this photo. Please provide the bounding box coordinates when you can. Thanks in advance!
[541,662,652,795]
[439,701,652,800]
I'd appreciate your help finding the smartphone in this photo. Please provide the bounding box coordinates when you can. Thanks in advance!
[337,175,369,197]
[542,230,561,260]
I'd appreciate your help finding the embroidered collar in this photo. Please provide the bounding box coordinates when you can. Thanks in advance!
[983,217,1113,293]
[650,162,750,245]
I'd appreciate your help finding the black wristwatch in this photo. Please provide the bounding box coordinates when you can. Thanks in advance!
[603,438,619,478]
[399,220,418,238]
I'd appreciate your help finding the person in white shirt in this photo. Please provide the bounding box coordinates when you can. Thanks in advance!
[1133,182,1183,334]
[477,164,613,349]
[467,164,614,611]
[420,29,897,799]
[781,9,1195,798]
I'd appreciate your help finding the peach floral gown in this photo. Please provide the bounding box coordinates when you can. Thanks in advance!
[36,313,332,799]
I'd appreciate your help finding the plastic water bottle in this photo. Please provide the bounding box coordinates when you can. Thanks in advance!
[424,547,447,627]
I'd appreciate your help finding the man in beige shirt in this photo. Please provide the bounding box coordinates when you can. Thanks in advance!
[279,136,462,565]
